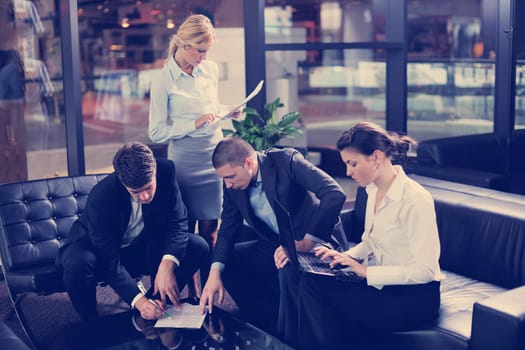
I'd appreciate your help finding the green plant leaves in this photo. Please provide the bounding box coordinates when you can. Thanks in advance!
[222,97,303,151]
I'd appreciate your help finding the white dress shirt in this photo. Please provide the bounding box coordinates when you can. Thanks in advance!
[121,198,144,247]
[125,197,179,308]
[148,57,227,142]
[348,166,445,289]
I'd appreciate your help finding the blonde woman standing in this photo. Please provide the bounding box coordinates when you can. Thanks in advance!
[149,14,232,293]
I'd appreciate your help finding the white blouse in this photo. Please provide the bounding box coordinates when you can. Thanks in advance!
[148,57,227,142]
[348,166,445,289]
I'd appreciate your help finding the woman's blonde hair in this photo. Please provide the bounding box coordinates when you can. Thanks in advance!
[165,14,216,64]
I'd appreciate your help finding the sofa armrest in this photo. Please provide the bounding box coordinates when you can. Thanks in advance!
[470,286,525,350]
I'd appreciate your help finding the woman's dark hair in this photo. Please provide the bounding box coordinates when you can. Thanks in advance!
[113,142,156,189]
[336,122,417,165]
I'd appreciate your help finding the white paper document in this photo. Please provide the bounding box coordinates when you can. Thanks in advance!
[219,80,264,120]
[153,303,206,329]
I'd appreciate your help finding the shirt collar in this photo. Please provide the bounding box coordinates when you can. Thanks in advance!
[248,169,262,188]
[167,56,203,80]
[386,165,407,202]
[366,165,407,202]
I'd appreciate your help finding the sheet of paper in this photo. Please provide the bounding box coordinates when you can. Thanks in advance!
[219,80,264,120]
[153,303,206,329]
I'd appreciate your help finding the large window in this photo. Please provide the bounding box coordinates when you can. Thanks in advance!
[516,0,525,129]
[0,0,67,183]
[264,1,390,149]
[77,0,244,173]
[406,0,497,141]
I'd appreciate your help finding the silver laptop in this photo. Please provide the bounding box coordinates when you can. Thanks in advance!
[273,201,364,283]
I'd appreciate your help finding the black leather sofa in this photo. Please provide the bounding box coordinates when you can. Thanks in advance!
[0,174,108,348]
[411,133,507,190]
[411,131,525,195]
[341,175,525,350]
[0,320,30,350]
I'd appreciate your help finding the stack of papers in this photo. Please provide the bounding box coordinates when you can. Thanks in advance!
[154,303,206,329]
[218,80,264,121]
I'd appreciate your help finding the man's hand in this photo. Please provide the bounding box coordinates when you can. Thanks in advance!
[154,259,181,308]
[295,238,316,252]
[199,269,224,315]
[135,295,165,320]
[132,314,158,338]
[274,245,289,269]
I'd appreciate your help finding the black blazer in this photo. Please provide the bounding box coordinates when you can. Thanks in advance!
[213,148,346,264]
[61,159,189,304]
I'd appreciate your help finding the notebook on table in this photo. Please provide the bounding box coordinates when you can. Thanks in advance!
[273,201,364,283]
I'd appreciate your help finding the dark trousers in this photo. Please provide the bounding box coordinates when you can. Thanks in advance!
[221,239,301,345]
[298,274,441,350]
[60,234,209,319]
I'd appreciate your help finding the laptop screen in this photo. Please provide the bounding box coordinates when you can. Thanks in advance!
[272,200,301,267]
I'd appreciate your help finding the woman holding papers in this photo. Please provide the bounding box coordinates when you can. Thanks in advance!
[297,122,444,349]
[149,14,238,293]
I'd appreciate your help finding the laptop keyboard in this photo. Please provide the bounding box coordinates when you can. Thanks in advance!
[298,252,337,273]
[298,252,364,282]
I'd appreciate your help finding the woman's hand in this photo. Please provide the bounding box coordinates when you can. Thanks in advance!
[230,107,242,119]
[314,246,367,277]
[195,113,220,129]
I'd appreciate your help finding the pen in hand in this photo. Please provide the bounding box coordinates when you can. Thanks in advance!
[137,281,170,318]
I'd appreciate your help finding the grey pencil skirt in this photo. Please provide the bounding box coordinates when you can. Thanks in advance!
[168,131,223,221]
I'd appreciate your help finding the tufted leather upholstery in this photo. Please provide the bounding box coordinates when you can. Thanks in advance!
[0,320,30,350]
[0,174,107,348]
[411,133,508,190]
[342,176,525,350]
[412,132,525,195]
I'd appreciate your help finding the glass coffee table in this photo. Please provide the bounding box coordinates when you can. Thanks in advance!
[64,302,293,350]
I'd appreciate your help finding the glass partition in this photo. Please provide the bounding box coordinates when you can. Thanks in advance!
[78,0,244,173]
[0,0,67,182]
[515,0,525,130]
[265,0,385,44]
[266,49,386,147]
[516,62,525,130]
[406,0,496,141]
[407,61,495,141]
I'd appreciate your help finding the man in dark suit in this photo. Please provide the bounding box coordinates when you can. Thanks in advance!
[199,137,346,345]
[59,142,209,320]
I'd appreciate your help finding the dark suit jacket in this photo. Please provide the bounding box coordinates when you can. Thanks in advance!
[213,148,346,264]
[60,159,189,304]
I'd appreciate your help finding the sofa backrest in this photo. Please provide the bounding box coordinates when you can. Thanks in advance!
[417,133,505,173]
[344,176,525,289]
[415,177,525,289]
[510,129,525,174]
[0,175,107,272]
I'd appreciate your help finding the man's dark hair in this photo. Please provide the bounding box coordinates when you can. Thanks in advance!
[113,142,156,188]
[212,137,256,168]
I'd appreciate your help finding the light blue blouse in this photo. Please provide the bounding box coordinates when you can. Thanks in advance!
[148,57,227,142]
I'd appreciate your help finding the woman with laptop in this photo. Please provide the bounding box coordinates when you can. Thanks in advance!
[297,122,444,349]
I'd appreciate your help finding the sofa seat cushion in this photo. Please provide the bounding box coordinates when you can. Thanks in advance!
[384,272,508,350]
[438,271,507,340]
[6,265,63,295]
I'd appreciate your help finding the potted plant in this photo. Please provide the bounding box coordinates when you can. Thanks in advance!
[222,97,302,151]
